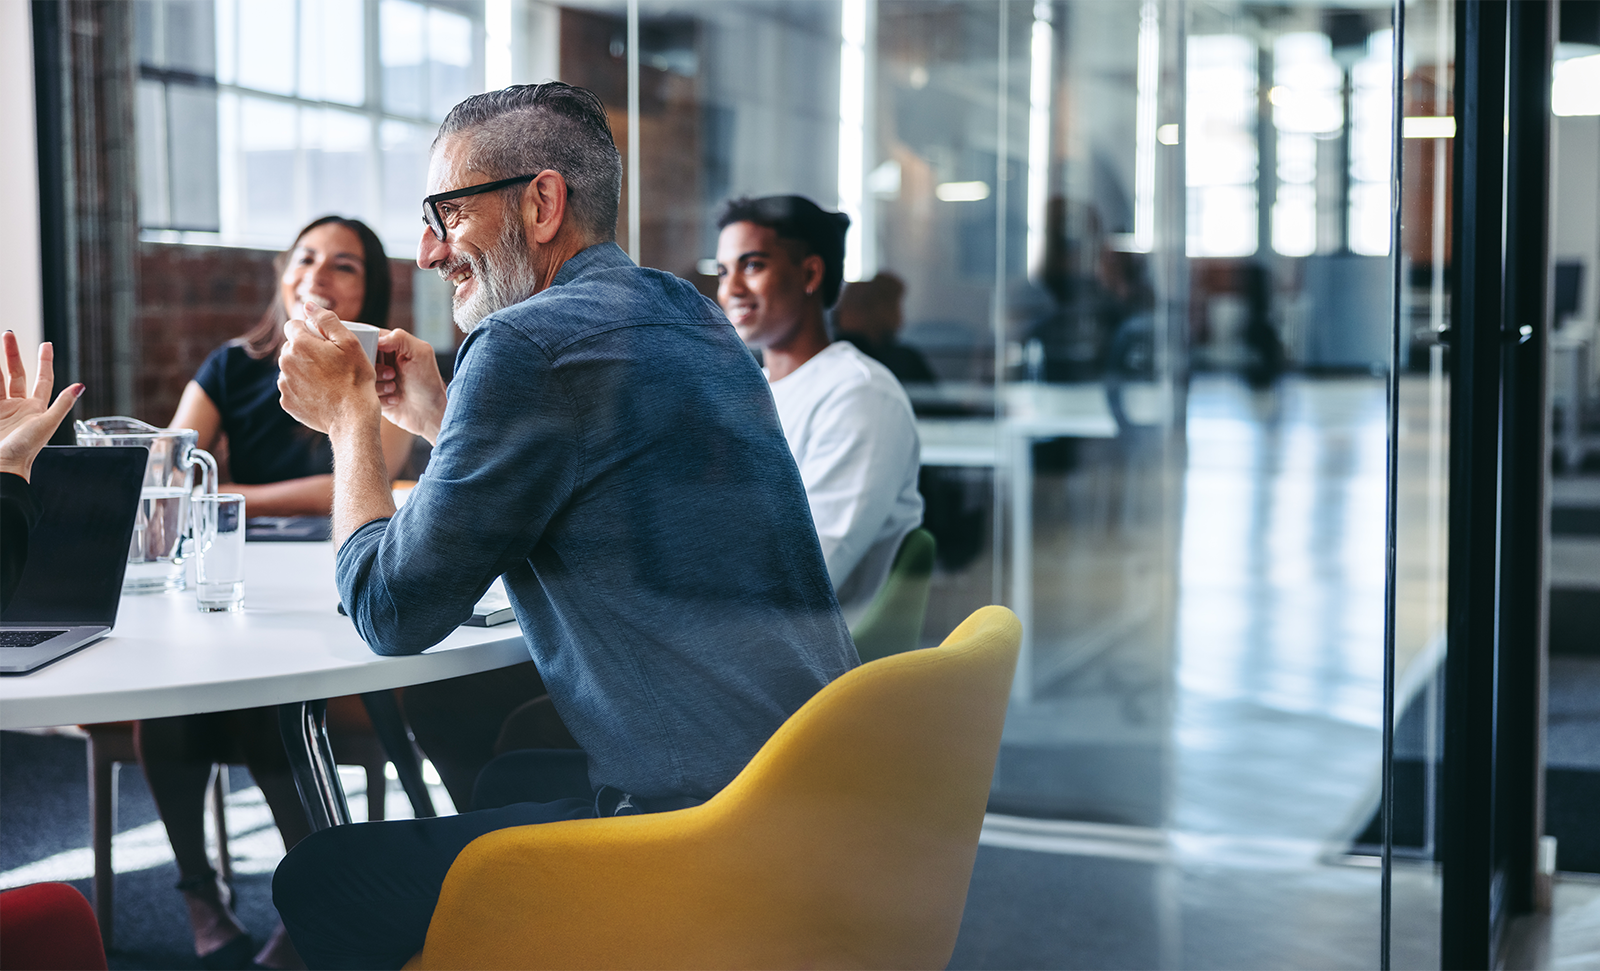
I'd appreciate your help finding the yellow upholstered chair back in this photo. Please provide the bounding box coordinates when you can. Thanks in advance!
[407,605,1021,970]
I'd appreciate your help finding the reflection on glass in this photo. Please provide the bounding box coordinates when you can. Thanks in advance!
[1350,31,1394,256]
[119,0,1452,961]
[1551,52,1600,116]
[1271,32,1340,257]
[1548,8,1600,941]
[1187,33,1259,257]
[1389,0,1452,962]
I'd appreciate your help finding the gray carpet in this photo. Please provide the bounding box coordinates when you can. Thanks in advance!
[1,730,282,970]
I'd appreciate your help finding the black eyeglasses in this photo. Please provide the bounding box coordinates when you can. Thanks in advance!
[422,174,536,241]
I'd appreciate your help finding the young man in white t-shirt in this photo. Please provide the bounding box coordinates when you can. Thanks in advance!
[714,195,923,621]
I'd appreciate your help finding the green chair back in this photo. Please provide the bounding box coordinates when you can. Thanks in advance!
[849,528,936,663]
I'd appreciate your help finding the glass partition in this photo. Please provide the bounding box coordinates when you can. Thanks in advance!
[591,0,1409,964]
[1387,0,1453,960]
[109,0,1438,963]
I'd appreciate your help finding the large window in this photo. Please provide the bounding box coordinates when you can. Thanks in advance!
[136,0,485,255]
[1267,26,1393,258]
[1347,29,1393,256]
[1186,33,1258,257]
[1269,31,1341,257]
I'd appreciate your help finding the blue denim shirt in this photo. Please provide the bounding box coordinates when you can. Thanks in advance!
[336,242,857,800]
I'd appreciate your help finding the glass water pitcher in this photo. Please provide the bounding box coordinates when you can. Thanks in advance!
[74,417,219,593]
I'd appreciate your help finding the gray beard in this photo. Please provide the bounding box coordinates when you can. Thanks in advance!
[449,219,541,333]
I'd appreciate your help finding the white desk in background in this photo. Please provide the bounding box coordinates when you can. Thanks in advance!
[913,381,1166,701]
[0,542,530,827]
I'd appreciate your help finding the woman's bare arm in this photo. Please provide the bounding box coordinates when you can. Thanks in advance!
[170,381,225,452]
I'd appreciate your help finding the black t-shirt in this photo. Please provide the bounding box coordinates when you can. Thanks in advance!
[193,343,333,485]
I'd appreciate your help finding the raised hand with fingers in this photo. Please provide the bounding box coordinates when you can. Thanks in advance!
[0,332,84,482]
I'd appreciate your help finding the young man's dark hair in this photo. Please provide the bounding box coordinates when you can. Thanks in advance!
[716,196,850,307]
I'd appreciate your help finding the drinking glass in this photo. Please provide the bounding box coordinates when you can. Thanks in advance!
[192,494,246,611]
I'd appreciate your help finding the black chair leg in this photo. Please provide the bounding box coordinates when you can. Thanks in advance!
[359,691,437,818]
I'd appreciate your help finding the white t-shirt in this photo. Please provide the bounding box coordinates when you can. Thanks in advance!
[768,341,924,622]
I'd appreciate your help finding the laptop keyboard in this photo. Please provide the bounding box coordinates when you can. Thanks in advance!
[0,630,68,648]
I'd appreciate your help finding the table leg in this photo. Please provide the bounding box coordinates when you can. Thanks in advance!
[1009,430,1034,702]
[278,700,352,831]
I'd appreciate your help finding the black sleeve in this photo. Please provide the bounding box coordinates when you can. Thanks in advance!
[193,343,233,406]
[1,472,42,614]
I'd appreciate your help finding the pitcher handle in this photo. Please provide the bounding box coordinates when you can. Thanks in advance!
[186,446,220,498]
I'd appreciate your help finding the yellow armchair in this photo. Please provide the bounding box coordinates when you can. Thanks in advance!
[406,605,1021,970]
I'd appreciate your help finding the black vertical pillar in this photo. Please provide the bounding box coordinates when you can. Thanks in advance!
[1495,0,1553,923]
[1441,0,1507,967]
[32,0,75,445]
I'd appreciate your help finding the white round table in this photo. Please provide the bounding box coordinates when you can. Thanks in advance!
[0,541,532,829]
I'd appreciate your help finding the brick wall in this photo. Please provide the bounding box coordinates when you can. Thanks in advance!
[133,241,416,424]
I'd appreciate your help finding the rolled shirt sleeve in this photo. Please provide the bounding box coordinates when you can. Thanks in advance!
[328,241,856,800]
[336,325,578,655]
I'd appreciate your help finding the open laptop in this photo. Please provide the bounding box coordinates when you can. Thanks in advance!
[1,446,147,675]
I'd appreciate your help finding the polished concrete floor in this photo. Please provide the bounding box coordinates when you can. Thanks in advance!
[959,375,1412,968]
[2,374,1594,969]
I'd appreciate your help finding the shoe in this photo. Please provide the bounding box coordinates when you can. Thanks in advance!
[177,869,255,971]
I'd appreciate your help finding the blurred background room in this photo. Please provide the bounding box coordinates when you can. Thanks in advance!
[5,0,1600,967]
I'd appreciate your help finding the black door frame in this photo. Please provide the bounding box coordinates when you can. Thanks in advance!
[1436,0,1553,966]
[31,0,74,448]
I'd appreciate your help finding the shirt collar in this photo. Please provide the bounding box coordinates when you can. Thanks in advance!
[549,241,633,289]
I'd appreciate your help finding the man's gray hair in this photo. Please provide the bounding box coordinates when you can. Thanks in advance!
[435,82,622,242]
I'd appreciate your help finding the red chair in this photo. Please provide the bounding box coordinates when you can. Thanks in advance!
[0,883,108,971]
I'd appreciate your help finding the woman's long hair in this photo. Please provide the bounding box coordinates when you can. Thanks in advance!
[240,215,393,360]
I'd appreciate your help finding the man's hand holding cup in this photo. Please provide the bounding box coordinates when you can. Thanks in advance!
[277,303,381,435]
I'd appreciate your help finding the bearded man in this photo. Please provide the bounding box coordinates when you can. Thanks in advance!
[272,82,854,970]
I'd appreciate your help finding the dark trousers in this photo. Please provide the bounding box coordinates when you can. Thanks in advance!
[272,750,593,970]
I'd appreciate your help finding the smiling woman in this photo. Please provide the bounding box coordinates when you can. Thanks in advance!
[124,214,419,971]
[167,215,413,515]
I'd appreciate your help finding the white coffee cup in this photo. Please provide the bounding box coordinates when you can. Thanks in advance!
[343,322,381,362]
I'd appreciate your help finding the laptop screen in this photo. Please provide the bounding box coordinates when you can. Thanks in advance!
[2,446,147,625]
